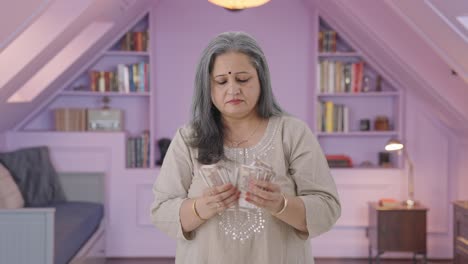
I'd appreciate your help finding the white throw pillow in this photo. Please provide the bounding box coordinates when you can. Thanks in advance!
[0,163,25,208]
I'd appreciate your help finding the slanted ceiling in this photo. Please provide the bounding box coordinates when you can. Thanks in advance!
[388,0,468,84]
[0,0,154,132]
[0,0,52,50]
[0,0,467,134]
[309,0,468,135]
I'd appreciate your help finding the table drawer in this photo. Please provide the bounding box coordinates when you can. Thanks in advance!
[461,225,468,240]
[453,201,468,264]
[455,211,468,239]
[455,238,468,264]
[377,210,426,252]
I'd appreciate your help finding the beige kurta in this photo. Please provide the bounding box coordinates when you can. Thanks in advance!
[151,115,341,264]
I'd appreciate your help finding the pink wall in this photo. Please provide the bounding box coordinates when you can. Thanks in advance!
[0,0,154,133]
[3,0,467,258]
[311,0,468,257]
[320,0,468,132]
[137,0,468,257]
[152,0,313,138]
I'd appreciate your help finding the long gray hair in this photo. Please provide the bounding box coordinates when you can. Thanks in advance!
[190,31,283,164]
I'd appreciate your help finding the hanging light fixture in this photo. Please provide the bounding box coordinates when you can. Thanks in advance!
[208,0,270,10]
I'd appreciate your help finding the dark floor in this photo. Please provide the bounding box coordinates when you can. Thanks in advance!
[106,258,453,264]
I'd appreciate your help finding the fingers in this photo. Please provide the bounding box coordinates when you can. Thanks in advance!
[246,191,283,212]
[213,190,240,212]
[202,183,234,197]
[245,190,280,209]
[211,185,237,203]
[246,180,282,211]
[251,179,280,193]
[215,183,235,193]
[203,183,239,210]
[248,183,276,201]
[200,180,282,213]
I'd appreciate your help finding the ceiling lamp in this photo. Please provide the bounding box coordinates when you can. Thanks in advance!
[208,0,270,10]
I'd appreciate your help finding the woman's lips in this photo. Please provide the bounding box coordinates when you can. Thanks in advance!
[227,99,242,105]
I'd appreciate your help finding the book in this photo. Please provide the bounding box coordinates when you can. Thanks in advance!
[54,108,87,131]
[326,154,353,168]
[325,101,334,132]
[378,198,400,208]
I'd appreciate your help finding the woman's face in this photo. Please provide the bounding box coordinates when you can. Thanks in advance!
[210,52,261,120]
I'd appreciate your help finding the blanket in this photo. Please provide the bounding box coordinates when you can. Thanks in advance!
[0,146,67,206]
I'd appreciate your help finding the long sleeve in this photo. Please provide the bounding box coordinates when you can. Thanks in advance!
[150,116,336,263]
[150,128,194,240]
[283,118,341,239]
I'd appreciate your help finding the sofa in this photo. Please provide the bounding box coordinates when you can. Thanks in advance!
[0,146,105,264]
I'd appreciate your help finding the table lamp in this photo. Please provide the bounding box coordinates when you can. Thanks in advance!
[385,139,415,207]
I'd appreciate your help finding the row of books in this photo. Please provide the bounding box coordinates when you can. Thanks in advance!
[326,155,353,168]
[119,31,149,52]
[89,62,149,93]
[378,198,401,208]
[318,30,337,52]
[317,60,365,94]
[54,108,87,131]
[317,101,349,133]
[127,131,150,168]
[54,108,123,132]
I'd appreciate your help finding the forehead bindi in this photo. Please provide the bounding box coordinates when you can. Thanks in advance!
[212,53,254,75]
[214,71,251,78]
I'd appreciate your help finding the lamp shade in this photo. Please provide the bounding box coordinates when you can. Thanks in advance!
[385,138,404,152]
[208,0,270,10]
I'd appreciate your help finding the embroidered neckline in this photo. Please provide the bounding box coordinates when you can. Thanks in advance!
[218,115,282,242]
[225,119,263,148]
[223,115,280,164]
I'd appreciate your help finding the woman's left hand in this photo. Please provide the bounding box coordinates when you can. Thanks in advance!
[245,179,284,215]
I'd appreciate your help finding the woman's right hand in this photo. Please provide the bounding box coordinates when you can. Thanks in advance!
[195,183,240,220]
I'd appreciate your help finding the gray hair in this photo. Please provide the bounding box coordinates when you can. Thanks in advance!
[190,31,283,164]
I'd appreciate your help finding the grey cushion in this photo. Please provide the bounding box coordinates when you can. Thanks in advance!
[0,146,67,207]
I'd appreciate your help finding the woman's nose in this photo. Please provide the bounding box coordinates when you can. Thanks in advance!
[227,82,240,95]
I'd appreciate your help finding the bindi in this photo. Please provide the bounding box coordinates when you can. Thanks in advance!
[228,71,231,74]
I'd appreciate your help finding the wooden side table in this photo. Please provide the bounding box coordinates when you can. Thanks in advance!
[367,202,428,264]
[453,201,468,264]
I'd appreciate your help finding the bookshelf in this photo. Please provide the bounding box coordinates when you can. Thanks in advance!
[314,17,402,169]
[8,7,407,257]
[20,13,153,169]
[10,9,171,257]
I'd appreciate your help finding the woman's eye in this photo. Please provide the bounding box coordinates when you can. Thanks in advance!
[216,80,227,85]
[237,78,249,83]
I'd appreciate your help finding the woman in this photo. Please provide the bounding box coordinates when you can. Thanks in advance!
[151,31,340,264]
